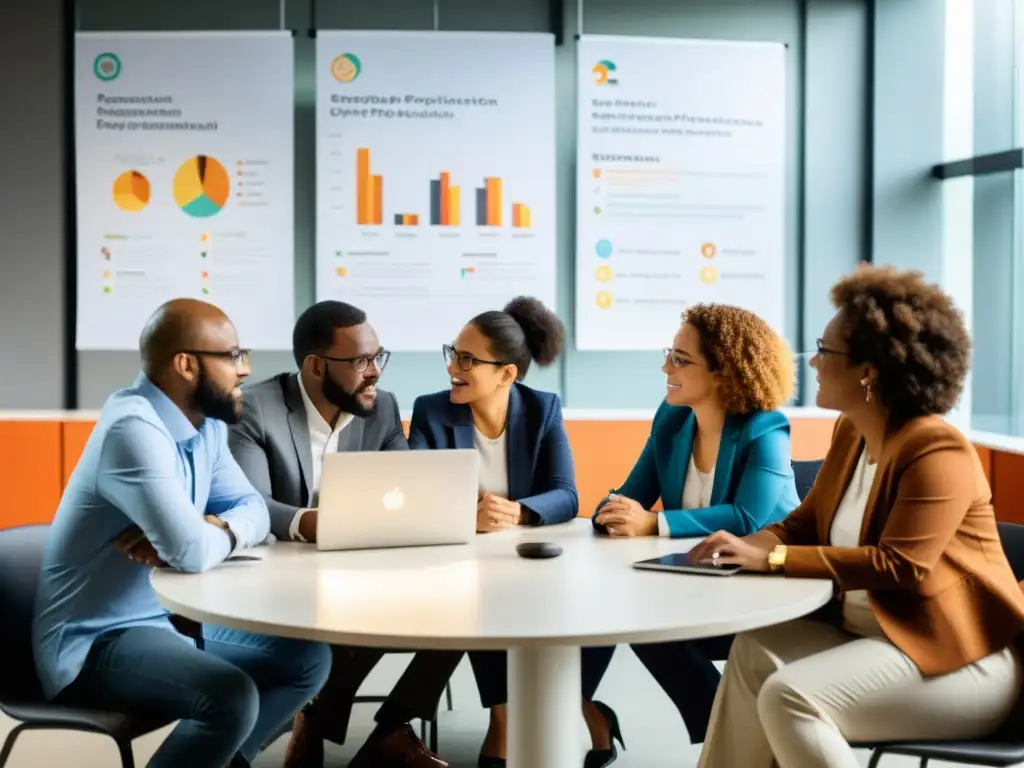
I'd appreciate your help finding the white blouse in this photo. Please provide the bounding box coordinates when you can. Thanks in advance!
[658,455,715,537]
[474,427,509,498]
[829,449,885,638]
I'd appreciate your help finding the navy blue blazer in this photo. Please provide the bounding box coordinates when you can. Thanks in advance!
[408,383,579,526]
[594,402,799,538]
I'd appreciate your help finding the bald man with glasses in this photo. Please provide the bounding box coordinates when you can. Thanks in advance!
[229,301,460,768]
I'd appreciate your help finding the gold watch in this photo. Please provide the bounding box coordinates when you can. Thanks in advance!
[768,544,788,573]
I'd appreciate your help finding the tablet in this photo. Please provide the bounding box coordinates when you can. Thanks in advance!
[633,552,742,576]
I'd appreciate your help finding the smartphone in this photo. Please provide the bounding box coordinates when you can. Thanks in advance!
[633,552,743,576]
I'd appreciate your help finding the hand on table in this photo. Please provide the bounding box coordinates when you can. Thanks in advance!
[296,508,318,543]
[115,525,166,568]
[477,493,523,532]
[595,494,659,537]
[688,530,773,572]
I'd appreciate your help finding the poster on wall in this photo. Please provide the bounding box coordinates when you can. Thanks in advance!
[315,30,557,351]
[75,31,294,350]
[575,35,786,350]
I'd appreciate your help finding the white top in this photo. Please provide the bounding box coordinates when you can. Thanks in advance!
[658,455,715,537]
[291,376,354,541]
[474,426,509,498]
[152,519,833,649]
[828,449,884,638]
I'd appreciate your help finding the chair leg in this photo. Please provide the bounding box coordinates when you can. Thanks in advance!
[115,738,135,768]
[0,723,28,768]
[919,759,928,768]
[866,750,883,768]
[445,681,453,711]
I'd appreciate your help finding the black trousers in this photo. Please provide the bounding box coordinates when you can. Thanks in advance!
[580,635,734,744]
[304,645,462,745]
[468,649,610,709]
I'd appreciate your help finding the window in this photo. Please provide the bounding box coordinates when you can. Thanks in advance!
[964,0,1023,435]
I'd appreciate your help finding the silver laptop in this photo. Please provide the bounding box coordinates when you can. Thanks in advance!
[316,449,479,551]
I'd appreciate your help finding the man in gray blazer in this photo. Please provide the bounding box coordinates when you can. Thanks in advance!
[230,301,459,768]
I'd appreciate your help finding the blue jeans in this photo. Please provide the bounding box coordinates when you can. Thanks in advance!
[56,624,332,768]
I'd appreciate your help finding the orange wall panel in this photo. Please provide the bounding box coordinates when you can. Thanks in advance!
[62,421,97,486]
[790,417,837,460]
[974,446,993,485]
[0,422,63,529]
[564,420,652,516]
[10,414,1016,527]
[993,450,1024,525]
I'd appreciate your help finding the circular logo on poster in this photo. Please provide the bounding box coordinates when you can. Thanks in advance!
[94,52,121,81]
[331,53,362,82]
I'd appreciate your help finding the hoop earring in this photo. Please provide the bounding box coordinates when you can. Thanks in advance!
[860,377,873,403]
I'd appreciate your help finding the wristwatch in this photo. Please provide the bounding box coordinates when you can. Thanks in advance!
[768,544,788,573]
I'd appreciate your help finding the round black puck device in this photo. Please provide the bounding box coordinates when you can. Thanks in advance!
[516,541,563,559]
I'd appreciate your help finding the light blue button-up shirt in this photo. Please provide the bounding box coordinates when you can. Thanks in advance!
[32,374,270,699]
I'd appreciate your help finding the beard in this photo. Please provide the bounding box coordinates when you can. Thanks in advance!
[193,364,242,424]
[322,363,378,418]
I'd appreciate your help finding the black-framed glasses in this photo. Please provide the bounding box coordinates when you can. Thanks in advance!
[815,338,848,357]
[319,350,390,373]
[663,348,701,369]
[443,344,511,372]
[180,348,251,368]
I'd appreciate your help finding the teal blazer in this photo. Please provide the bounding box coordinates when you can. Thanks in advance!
[593,402,799,538]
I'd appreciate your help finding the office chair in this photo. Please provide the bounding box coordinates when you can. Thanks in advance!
[0,524,170,768]
[853,521,1024,767]
[791,459,824,502]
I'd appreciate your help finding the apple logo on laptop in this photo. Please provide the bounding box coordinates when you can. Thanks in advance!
[382,486,405,511]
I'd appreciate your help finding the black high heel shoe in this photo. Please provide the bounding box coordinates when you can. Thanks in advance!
[584,700,625,768]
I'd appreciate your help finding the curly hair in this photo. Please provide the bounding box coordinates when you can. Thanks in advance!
[830,264,970,421]
[683,304,795,413]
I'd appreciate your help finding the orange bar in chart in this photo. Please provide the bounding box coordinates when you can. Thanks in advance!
[440,173,451,226]
[371,175,383,224]
[448,186,461,226]
[512,203,522,227]
[356,148,371,225]
[486,177,502,227]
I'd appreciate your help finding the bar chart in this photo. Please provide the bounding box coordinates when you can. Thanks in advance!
[353,151,535,232]
[356,148,383,225]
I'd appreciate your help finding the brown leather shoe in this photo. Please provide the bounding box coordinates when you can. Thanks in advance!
[347,723,449,768]
[283,711,324,768]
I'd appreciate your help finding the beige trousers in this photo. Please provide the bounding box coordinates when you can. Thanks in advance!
[697,618,1022,768]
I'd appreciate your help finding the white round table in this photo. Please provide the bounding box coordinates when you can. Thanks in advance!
[152,519,832,767]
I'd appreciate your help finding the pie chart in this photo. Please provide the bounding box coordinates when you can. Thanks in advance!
[173,155,230,218]
[112,170,150,212]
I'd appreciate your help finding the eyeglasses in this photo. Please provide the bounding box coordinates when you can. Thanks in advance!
[319,350,390,373]
[815,338,848,357]
[663,348,701,369]
[443,344,511,372]
[180,349,251,368]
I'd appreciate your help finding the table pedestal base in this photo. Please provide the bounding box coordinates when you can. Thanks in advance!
[508,645,581,768]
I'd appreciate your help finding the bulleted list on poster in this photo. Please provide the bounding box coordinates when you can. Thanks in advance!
[315,30,557,351]
[75,31,294,350]
[575,35,786,351]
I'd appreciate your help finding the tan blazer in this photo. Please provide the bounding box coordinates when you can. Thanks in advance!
[767,415,1024,676]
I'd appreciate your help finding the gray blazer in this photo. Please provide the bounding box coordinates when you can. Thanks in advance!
[229,373,408,540]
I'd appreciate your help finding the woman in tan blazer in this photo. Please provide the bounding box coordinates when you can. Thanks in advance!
[691,264,1024,768]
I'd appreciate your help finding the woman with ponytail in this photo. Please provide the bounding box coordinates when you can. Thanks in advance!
[408,296,580,767]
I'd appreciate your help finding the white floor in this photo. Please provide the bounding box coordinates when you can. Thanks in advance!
[0,650,1010,767]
